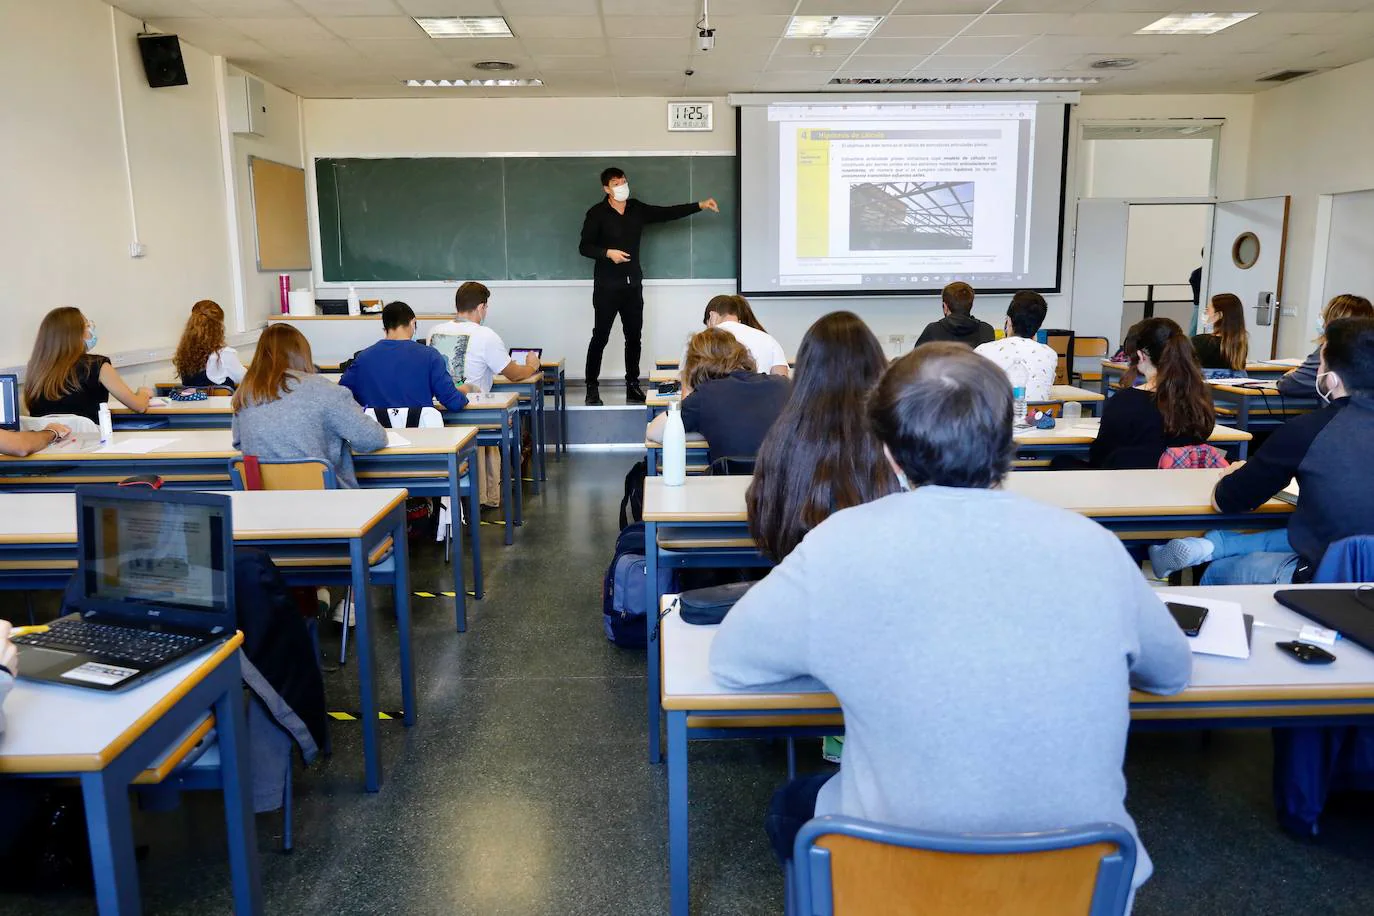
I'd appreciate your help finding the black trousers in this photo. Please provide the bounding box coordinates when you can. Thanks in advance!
[585,282,644,386]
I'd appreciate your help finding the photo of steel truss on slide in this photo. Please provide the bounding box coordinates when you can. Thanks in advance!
[849,181,975,251]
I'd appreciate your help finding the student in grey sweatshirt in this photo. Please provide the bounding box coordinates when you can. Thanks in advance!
[231,325,387,488]
[710,342,1192,891]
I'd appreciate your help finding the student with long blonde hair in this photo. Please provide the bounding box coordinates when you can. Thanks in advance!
[232,324,386,489]
[174,299,246,388]
[1192,293,1249,372]
[24,307,151,424]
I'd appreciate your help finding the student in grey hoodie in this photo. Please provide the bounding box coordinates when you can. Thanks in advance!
[711,342,1192,893]
[914,281,997,348]
[232,325,387,488]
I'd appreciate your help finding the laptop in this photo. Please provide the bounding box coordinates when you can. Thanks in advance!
[1275,588,1374,654]
[14,487,235,692]
[0,373,18,431]
[509,347,543,364]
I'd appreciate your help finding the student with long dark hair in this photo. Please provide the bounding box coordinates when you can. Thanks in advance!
[232,325,386,489]
[1057,317,1215,469]
[747,311,897,562]
[1192,293,1249,372]
[24,307,151,424]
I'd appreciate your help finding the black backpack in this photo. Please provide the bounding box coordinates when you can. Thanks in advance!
[619,459,647,530]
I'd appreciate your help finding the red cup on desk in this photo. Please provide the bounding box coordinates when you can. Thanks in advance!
[279,274,291,313]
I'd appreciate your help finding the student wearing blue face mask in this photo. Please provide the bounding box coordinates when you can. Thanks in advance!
[23,307,151,425]
[1152,317,1374,584]
[1276,294,1373,398]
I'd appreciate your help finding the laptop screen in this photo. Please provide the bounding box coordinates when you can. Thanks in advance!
[77,488,233,625]
[0,374,17,431]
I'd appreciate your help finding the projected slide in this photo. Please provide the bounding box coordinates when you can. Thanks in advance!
[739,98,1069,296]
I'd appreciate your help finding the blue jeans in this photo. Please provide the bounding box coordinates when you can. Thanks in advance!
[1199,528,1299,585]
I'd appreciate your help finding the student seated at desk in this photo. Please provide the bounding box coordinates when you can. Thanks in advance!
[1191,293,1249,374]
[973,290,1058,401]
[0,421,70,457]
[0,620,15,732]
[748,311,897,561]
[430,282,537,507]
[1054,317,1214,470]
[1276,294,1372,398]
[173,299,246,389]
[700,295,789,377]
[647,328,790,467]
[232,325,386,489]
[710,342,1191,892]
[914,281,995,349]
[24,307,151,424]
[1151,317,1374,584]
[340,301,468,412]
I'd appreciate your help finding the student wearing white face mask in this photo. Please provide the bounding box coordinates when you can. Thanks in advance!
[579,166,720,406]
[23,307,152,425]
[1151,317,1374,584]
[1276,294,1373,398]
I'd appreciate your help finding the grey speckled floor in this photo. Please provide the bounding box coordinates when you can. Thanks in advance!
[3,453,1374,914]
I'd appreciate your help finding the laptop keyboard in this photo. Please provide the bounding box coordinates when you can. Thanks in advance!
[17,619,206,667]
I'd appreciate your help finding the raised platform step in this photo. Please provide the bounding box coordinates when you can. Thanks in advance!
[547,382,648,449]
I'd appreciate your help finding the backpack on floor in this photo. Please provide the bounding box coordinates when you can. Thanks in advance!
[619,460,647,530]
[603,522,672,649]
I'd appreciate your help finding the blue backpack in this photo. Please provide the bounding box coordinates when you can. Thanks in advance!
[603,523,672,649]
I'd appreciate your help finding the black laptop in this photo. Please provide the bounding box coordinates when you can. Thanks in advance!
[0,373,18,431]
[1275,588,1374,653]
[14,487,235,691]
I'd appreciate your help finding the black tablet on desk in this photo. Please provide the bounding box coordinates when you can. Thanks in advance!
[1276,589,1374,652]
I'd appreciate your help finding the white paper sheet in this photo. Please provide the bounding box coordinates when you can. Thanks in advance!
[1167,594,1251,659]
[386,431,411,448]
[93,438,176,455]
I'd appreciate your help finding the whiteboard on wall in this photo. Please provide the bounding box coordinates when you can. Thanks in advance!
[1323,189,1374,307]
[249,156,311,271]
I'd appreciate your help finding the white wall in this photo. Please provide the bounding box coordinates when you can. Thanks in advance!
[0,0,233,370]
[1248,57,1374,356]
[229,68,309,331]
[302,93,1256,378]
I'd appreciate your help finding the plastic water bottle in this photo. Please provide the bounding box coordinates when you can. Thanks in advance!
[347,285,361,316]
[1063,400,1083,425]
[98,403,113,444]
[663,401,687,487]
[1008,360,1029,428]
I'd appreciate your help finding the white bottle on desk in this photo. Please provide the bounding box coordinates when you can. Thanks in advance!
[98,403,113,444]
[347,285,361,316]
[663,401,686,487]
[1008,360,1029,428]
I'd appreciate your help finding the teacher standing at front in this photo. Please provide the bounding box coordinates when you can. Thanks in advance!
[579,166,718,405]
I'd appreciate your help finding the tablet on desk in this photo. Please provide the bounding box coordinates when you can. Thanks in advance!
[509,348,543,363]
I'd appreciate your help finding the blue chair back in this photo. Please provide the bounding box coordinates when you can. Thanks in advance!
[792,816,1135,916]
[1313,535,1374,584]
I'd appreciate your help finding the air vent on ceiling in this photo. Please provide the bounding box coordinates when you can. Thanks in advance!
[1092,58,1137,70]
[829,76,1099,86]
[473,60,517,71]
[1259,69,1316,83]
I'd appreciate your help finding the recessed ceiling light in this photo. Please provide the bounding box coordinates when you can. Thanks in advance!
[413,17,513,39]
[786,16,883,40]
[404,78,543,88]
[1135,12,1257,35]
[829,76,1100,86]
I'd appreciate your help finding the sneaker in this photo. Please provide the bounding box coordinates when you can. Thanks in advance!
[315,587,330,618]
[821,735,844,764]
[332,598,356,627]
[584,384,603,407]
[1149,537,1215,579]
[625,382,647,404]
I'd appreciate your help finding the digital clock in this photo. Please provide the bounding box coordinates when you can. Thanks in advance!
[667,101,713,132]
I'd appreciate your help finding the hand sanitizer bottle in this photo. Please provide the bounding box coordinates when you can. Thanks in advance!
[663,401,687,487]
[347,285,361,316]
[98,403,113,444]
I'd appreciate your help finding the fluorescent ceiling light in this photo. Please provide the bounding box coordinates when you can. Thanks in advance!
[413,17,513,38]
[786,16,883,40]
[1135,12,1257,35]
[405,78,543,87]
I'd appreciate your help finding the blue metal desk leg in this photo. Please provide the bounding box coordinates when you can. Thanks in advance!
[668,709,690,916]
[351,538,382,792]
[647,446,659,477]
[390,515,417,725]
[512,408,525,528]
[463,446,484,599]
[501,418,514,546]
[647,520,662,764]
[447,451,467,631]
[559,371,568,457]
[214,653,266,915]
[534,381,546,487]
[81,769,142,914]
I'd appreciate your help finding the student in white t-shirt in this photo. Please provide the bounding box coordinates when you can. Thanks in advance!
[697,295,790,377]
[973,290,1059,402]
[429,281,540,507]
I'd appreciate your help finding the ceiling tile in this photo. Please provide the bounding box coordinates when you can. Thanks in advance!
[193,0,304,17]
[939,36,1038,55]
[753,72,830,90]
[497,0,601,15]
[111,1,209,18]
[609,37,694,58]
[253,37,358,59]
[396,0,502,13]
[960,14,1060,38]
[522,38,606,57]
[603,17,698,39]
[293,0,405,15]
[708,16,791,39]
[533,55,618,70]
[1047,13,1165,36]
[537,72,621,93]
[504,16,604,38]
[987,0,1093,11]
[765,56,848,72]
[318,17,426,39]
[600,0,697,13]
[773,39,869,57]
[796,0,900,13]
[854,36,955,56]
[872,15,978,38]
[347,37,452,62]
[427,36,527,57]
[220,17,338,41]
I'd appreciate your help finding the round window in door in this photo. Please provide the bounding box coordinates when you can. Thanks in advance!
[1232,232,1261,269]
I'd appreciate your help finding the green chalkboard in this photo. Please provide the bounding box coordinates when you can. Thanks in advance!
[316,155,737,282]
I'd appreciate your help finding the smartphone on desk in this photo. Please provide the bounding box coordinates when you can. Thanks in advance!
[1167,601,1209,637]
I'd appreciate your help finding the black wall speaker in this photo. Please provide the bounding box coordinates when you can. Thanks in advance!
[137,33,188,88]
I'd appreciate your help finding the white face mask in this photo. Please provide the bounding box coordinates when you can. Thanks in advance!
[611,183,629,202]
[1316,370,1335,405]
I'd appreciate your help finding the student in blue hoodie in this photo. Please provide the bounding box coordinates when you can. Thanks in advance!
[340,301,469,412]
